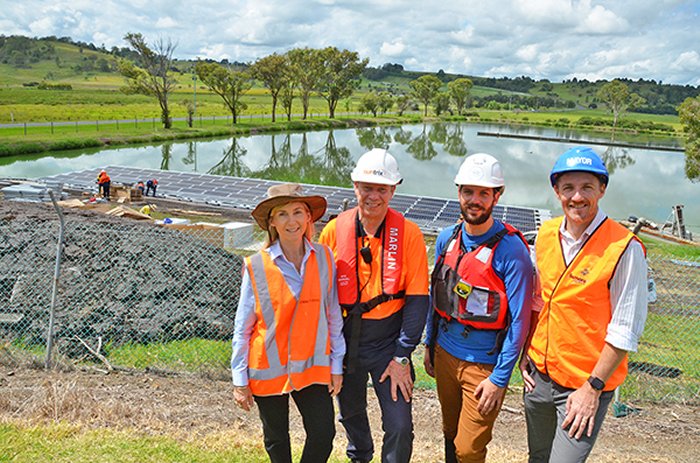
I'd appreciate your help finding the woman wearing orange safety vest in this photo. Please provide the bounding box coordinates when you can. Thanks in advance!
[232,183,346,463]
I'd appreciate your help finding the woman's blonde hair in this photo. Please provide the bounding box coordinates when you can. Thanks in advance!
[264,202,315,248]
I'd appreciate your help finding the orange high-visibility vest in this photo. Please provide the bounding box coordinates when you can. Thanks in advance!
[528,216,644,391]
[335,207,405,320]
[245,243,334,396]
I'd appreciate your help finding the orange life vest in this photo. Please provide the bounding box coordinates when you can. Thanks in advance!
[528,217,645,391]
[432,223,526,330]
[335,207,405,319]
[245,243,334,396]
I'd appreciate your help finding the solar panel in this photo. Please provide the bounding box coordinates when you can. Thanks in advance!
[41,166,550,234]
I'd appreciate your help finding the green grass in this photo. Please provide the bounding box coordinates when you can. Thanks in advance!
[107,338,230,371]
[642,235,700,258]
[0,422,269,463]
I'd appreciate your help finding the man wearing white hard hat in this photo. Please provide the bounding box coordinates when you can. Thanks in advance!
[424,153,534,462]
[319,148,430,463]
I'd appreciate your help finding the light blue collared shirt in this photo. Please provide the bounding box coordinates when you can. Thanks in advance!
[231,239,346,386]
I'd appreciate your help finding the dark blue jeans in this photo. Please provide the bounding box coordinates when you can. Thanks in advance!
[254,384,335,463]
[338,348,415,463]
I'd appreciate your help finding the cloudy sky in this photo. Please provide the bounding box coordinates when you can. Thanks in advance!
[2,0,700,85]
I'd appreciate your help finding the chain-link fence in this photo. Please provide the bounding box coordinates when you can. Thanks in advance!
[0,198,698,404]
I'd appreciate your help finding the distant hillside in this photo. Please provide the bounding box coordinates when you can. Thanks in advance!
[2,35,698,115]
[362,63,700,115]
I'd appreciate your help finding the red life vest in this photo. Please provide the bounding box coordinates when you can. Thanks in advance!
[431,223,526,330]
[335,207,405,317]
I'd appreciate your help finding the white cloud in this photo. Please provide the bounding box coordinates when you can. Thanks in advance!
[1,0,698,85]
[155,16,178,29]
[380,41,405,57]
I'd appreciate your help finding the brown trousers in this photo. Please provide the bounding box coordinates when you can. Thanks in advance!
[434,345,502,463]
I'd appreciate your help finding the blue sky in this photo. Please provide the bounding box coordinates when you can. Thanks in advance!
[2,0,699,85]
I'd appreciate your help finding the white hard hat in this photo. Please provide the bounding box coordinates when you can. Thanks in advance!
[454,153,505,188]
[351,148,403,185]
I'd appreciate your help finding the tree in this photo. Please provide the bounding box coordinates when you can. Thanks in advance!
[433,92,452,116]
[280,55,297,122]
[678,95,700,181]
[287,48,323,120]
[195,61,252,124]
[596,79,645,131]
[360,91,380,116]
[395,95,412,116]
[251,53,289,122]
[377,92,394,114]
[118,33,177,129]
[180,99,195,127]
[448,78,473,115]
[409,75,442,116]
[317,47,368,118]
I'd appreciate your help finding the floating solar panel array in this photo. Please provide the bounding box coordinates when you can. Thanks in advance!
[42,166,551,234]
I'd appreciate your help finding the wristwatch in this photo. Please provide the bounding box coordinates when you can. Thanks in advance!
[587,375,605,391]
[393,356,410,366]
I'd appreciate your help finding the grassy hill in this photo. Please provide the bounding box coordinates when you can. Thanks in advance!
[1,35,697,124]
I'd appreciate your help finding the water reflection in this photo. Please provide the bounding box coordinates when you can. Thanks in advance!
[160,143,172,171]
[601,145,635,175]
[209,139,250,177]
[356,127,392,151]
[407,124,438,160]
[1,122,695,234]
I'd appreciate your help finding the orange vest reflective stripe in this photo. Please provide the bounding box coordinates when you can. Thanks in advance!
[245,243,333,396]
[528,217,644,391]
[335,207,405,319]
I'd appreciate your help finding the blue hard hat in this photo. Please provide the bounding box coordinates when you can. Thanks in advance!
[549,146,609,186]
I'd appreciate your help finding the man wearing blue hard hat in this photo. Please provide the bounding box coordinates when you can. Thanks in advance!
[519,146,648,462]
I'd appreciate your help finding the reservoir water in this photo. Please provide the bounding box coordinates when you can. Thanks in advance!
[1,122,697,236]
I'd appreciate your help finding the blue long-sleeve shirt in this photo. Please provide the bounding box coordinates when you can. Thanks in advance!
[425,220,533,388]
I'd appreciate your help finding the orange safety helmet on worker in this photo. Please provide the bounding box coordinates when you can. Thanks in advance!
[244,242,335,396]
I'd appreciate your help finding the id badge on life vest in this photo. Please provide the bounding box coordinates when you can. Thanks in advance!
[453,279,472,299]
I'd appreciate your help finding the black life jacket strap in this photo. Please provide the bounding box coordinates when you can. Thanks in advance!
[341,290,406,374]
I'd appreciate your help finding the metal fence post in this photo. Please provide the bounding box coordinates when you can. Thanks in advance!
[45,189,65,370]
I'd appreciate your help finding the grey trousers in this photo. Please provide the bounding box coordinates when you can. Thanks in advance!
[523,367,613,463]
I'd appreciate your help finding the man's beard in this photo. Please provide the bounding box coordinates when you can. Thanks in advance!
[461,202,494,225]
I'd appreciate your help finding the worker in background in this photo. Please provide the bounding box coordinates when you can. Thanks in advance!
[96,169,111,200]
[146,178,158,196]
[424,153,534,463]
[136,181,145,195]
[520,146,648,462]
[232,183,345,463]
[139,204,157,216]
[318,148,430,463]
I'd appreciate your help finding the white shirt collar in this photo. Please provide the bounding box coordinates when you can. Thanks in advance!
[559,208,607,244]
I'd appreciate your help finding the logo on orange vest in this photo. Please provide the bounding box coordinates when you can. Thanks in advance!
[570,274,587,285]
[581,268,590,276]
[387,226,399,270]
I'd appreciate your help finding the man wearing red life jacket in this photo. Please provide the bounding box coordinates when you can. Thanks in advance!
[520,146,648,462]
[319,148,430,463]
[424,153,534,463]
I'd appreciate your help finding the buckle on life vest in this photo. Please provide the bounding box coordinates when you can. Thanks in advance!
[453,279,472,299]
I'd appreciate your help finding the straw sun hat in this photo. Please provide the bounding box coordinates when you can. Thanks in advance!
[251,183,327,231]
